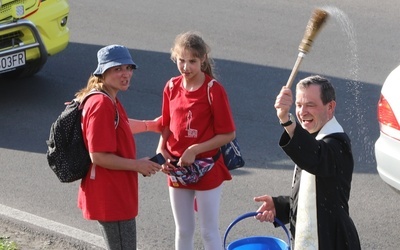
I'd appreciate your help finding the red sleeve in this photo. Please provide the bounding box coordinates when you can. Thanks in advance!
[82,95,117,153]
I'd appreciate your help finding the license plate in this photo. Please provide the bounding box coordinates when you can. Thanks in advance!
[0,51,26,73]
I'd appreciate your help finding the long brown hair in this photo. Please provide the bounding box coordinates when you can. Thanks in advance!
[170,31,216,79]
[75,75,106,101]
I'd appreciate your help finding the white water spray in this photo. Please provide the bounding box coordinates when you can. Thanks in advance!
[323,6,373,164]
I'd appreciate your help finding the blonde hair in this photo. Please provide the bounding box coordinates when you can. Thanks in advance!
[170,31,215,79]
[75,75,106,100]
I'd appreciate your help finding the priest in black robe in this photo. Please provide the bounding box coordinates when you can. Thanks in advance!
[254,75,361,250]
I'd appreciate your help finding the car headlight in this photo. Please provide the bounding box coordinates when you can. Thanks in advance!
[60,16,68,27]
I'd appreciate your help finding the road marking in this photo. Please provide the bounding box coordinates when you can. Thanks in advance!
[0,204,105,248]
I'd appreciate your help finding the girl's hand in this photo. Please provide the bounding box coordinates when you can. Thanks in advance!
[178,147,196,167]
[156,149,176,174]
[161,159,179,174]
[136,158,162,177]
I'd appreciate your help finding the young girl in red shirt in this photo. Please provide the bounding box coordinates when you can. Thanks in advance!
[157,32,236,250]
[76,44,162,250]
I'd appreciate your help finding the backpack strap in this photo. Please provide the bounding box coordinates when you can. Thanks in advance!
[169,77,215,106]
[80,90,119,128]
[206,79,216,105]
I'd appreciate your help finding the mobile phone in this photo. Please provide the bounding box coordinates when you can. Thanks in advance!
[149,153,166,165]
[169,160,179,167]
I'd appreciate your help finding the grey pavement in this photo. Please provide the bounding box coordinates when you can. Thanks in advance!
[0,203,105,249]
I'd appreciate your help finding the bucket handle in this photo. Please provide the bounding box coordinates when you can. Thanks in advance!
[223,212,291,250]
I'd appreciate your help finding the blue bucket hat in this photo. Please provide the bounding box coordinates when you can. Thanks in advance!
[93,44,137,76]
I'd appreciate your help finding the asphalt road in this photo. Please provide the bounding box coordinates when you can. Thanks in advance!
[1,0,400,249]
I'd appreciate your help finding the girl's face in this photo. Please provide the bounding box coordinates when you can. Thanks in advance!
[176,49,205,83]
[102,64,134,92]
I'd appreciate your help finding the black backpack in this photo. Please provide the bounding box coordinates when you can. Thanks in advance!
[46,91,118,183]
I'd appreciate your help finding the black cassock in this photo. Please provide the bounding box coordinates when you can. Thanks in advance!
[273,121,361,250]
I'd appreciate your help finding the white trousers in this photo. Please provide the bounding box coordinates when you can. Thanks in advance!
[169,185,223,250]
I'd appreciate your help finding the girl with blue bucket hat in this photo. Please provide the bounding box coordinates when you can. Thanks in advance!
[76,44,163,250]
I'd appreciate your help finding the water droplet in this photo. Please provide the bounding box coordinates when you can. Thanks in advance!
[321,6,374,164]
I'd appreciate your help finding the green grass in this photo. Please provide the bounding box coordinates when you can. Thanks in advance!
[0,236,18,250]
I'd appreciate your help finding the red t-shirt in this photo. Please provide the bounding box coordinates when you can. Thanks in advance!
[161,75,234,190]
[78,94,138,221]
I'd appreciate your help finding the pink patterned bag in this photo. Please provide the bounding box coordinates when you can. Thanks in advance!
[168,156,216,185]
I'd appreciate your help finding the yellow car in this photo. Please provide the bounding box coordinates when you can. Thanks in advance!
[0,0,69,78]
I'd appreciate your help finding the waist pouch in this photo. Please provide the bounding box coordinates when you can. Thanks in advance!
[169,151,220,185]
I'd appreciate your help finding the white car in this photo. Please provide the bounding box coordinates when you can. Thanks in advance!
[375,64,400,193]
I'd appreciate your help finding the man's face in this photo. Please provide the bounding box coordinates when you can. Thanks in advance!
[295,84,335,134]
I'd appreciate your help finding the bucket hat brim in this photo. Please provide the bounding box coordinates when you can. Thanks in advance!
[93,45,137,76]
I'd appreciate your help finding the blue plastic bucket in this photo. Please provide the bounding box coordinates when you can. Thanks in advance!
[223,212,291,250]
